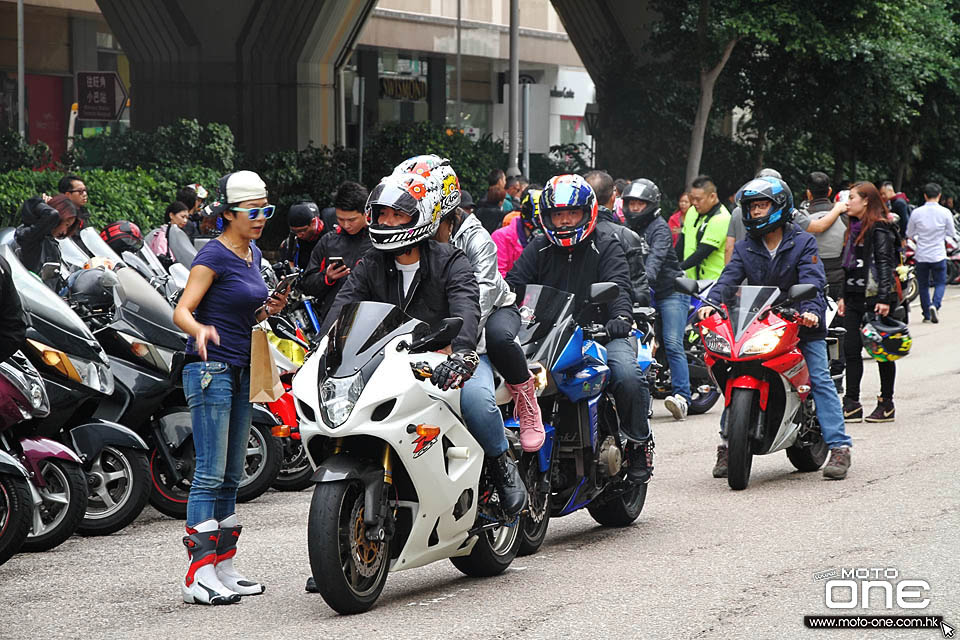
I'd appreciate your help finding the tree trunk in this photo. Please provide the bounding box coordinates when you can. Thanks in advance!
[685,37,739,187]
[753,128,767,175]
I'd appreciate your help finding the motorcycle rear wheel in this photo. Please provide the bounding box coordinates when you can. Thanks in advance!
[726,388,756,491]
[948,259,960,284]
[0,474,31,566]
[903,275,919,303]
[22,460,88,552]
[787,433,829,472]
[271,437,314,492]
[308,480,390,615]
[235,422,283,503]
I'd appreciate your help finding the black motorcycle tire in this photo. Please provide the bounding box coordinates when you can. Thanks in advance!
[236,422,283,503]
[517,458,550,556]
[727,388,756,491]
[587,482,648,527]
[903,274,919,303]
[271,437,314,492]
[22,460,88,552]
[0,474,32,566]
[308,480,390,615]
[148,441,192,520]
[947,259,960,284]
[786,434,829,472]
[77,447,151,536]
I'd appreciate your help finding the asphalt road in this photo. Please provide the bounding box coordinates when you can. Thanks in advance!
[2,299,958,640]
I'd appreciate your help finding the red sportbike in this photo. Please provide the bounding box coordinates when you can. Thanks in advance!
[676,278,829,490]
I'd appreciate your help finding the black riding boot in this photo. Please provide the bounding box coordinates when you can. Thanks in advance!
[487,452,527,518]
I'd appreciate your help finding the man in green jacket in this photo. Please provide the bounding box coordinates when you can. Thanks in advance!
[677,174,731,281]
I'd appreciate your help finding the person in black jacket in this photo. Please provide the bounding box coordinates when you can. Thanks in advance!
[838,182,901,423]
[14,194,78,288]
[279,201,325,272]
[584,171,650,306]
[622,178,691,421]
[321,171,527,517]
[506,174,654,484]
[0,255,26,363]
[301,182,371,322]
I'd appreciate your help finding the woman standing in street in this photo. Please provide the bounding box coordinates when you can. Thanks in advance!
[173,171,288,605]
[668,192,691,246]
[838,181,900,423]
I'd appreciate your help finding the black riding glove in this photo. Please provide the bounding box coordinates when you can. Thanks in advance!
[605,316,633,339]
[430,351,480,391]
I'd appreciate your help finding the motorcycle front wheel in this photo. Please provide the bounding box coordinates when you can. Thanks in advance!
[903,274,919,303]
[271,436,314,492]
[517,458,550,556]
[78,446,151,536]
[235,422,283,503]
[0,474,32,565]
[308,480,390,615]
[22,459,88,552]
[727,388,757,490]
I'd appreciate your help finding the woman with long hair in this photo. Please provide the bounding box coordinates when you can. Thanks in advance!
[838,181,901,422]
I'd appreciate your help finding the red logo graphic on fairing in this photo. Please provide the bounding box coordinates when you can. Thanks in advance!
[412,433,439,458]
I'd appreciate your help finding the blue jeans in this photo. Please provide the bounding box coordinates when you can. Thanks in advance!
[916,259,947,316]
[183,361,252,526]
[799,340,852,449]
[460,355,508,457]
[656,292,692,401]
[606,336,651,442]
[718,340,851,449]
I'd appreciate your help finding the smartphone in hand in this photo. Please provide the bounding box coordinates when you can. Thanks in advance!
[328,256,346,270]
[271,272,298,297]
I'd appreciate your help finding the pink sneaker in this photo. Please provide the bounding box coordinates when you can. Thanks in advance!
[507,376,545,452]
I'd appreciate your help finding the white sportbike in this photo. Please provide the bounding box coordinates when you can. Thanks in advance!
[292,301,521,614]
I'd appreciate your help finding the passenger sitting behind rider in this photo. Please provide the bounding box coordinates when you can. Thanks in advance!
[506,174,654,484]
[320,171,528,518]
[698,176,852,480]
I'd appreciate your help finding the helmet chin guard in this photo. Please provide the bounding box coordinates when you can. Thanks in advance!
[366,172,444,252]
[537,174,599,248]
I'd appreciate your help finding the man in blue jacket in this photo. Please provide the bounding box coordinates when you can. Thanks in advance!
[699,177,852,480]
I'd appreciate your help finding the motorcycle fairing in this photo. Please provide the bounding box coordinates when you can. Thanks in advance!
[19,437,83,487]
[725,375,770,410]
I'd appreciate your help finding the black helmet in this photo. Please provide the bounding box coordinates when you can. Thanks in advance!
[738,176,794,238]
[66,268,118,312]
[621,179,662,227]
[861,313,911,362]
[100,221,144,255]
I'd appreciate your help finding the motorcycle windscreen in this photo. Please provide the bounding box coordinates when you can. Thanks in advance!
[58,237,90,271]
[720,285,781,340]
[1,244,106,365]
[113,267,186,350]
[167,225,198,266]
[514,284,576,347]
[79,227,125,265]
[323,301,425,378]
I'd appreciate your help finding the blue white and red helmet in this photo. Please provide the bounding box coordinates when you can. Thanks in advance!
[537,174,598,247]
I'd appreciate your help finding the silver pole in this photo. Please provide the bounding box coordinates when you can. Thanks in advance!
[357,82,365,182]
[507,0,519,175]
[17,0,25,138]
[456,0,462,129]
[522,82,530,177]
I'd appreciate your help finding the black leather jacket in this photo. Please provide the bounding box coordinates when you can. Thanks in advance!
[841,221,899,305]
[627,213,683,301]
[596,208,650,306]
[320,240,481,353]
[14,197,63,276]
[506,225,634,323]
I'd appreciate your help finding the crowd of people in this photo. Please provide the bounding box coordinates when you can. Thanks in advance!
[3,156,954,606]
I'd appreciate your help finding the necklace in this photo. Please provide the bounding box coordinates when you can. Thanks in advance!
[218,236,252,266]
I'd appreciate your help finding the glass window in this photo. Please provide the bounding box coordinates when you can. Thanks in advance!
[560,116,587,145]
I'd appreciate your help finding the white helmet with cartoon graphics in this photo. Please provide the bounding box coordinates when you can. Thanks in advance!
[366,172,445,252]
[391,154,461,218]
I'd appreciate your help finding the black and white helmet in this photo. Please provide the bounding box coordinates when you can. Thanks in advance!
[366,172,445,252]
[621,178,662,226]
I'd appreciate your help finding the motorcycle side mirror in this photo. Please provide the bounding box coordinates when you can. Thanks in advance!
[588,282,619,305]
[122,251,154,280]
[674,277,699,295]
[267,315,308,350]
[406,317,464,353]
[785,284,817,303]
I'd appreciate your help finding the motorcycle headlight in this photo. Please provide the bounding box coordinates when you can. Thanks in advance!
[740,328,785,356]
[28,339,114,396]
[319,371,364,428]
[29,383,44,409]
[117,331,175,373]
[701,330,731,356]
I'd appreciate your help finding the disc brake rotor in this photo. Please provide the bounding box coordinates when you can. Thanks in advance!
[348,497,384,578]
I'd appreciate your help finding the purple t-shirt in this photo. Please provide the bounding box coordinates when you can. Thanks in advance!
[186,239,268,367]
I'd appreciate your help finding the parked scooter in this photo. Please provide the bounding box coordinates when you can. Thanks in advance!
[499,283,650,557]
[676,278,829,490]
[66,228,283,520]
[0,352,76,556]
[294,302,523,614]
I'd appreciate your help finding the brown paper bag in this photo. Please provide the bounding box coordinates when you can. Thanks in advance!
[249,327,284,402]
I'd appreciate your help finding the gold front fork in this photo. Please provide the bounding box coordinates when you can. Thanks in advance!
[332,437,343,455]
[382,444,393,485]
